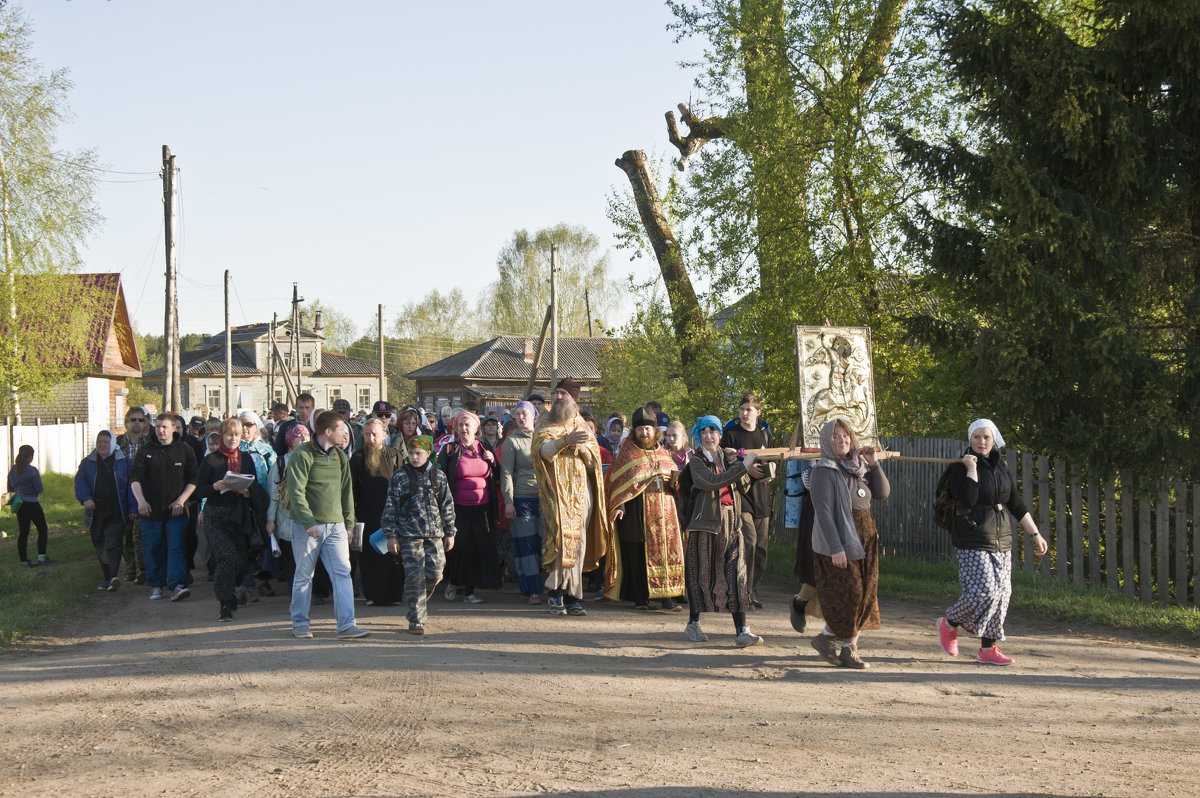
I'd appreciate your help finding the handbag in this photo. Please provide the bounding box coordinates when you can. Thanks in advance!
[6,494,22,513]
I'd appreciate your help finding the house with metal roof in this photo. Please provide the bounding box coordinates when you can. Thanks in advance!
[406,335,614,415]
[10,273,142,442]
[144,319,386,414]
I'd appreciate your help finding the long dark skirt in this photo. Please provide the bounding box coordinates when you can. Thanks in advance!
[444,503,503,592]
[684,505,749,614]
[359,541,406,605]
[204,505,249,605]
[812,508,880,639]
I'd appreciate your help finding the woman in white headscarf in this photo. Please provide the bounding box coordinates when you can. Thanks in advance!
[936,419,1047,666]
[808,418,890,669]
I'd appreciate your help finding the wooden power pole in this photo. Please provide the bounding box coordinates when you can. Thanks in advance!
[550,244,558,390]
[291,284,303,396]
[162,145,181,412]
[377,304,385,405]
[268,312,276,404]
[585,288,593,337]
[224,270,232,417]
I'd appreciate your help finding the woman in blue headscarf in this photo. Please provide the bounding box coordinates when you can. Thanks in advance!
[679,415,763,648]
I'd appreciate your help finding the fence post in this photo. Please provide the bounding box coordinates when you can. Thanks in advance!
[1104,479,1118,592]
[1175,483,1187,607]
[1193,485,1199,609]
[1071,466,1084,586]
[1122,480,1135,600]
[1157,483,1171,606]
[1087,477,1100,589]
[1021,451,1034,572]
[1038,456,1051,577]
[1055,459,1068,580]
[1139,481,1153,604]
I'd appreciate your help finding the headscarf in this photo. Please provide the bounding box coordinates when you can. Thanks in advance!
[818,418,867,478]
[219,438,241,475]
[409,435,433,453]
[285,424,310,447]
[967,418,1006,450]
[513,400,538,423]
[454,410,481,437]
[691,415,723,448]
[238,410,263,430]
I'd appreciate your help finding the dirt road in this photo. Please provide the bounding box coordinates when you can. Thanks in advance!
[1,582,1197,798]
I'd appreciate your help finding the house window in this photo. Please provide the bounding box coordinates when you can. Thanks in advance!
[206,387,222,411]
[357,387,371,411]
[302,352,313,369]
[328,387,341,407]
[273,388,285,406]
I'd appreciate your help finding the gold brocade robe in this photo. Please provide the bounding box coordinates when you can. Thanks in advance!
[603,440,685,599]
[532,418,609,572]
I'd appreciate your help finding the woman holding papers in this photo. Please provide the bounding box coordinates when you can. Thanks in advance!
[194,418,268,623]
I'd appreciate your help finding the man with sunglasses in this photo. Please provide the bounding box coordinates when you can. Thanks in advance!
[116,407,150,584]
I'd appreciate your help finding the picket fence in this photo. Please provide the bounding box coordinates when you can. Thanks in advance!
[867,437,1197,608]
[1,418,92,478]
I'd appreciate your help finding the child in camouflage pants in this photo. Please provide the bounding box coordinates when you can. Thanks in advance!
[381,435,457,635]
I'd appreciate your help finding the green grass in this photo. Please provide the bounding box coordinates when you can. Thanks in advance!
[0,473,100,645]
[765,541,1200,644]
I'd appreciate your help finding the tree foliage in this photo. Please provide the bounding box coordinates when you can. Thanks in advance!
[485,223,617,338]
[300,299,357,353]
[0,5,101,417]
[898,0,1200,479]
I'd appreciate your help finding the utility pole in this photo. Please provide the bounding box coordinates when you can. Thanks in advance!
[550,244,558,391]
[224,270,232,417]
[377,304,385,405]
[162,145,181,412]
[291,284,304,396]
[585,288,593,337]
[268,312,276,406]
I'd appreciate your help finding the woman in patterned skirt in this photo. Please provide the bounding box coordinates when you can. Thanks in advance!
[809,418,890,669]
[936,419,1047,665]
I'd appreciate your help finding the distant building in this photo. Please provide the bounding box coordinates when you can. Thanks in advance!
[9,273,142,442]
[144,320,386,415]
[406,335,613,415]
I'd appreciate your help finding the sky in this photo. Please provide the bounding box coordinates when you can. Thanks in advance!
[25,0,707,341]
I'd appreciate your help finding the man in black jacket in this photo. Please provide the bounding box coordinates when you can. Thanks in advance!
[130,415,198,602]
[720,394,774,609]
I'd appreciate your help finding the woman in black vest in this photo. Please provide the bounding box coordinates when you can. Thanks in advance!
[936,419,1047,666]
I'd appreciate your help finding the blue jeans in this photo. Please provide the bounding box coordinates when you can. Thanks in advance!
[139,516,188,589]
[290,522,357,632]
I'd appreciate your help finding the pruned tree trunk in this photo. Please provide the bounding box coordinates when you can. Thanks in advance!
[614,149,708,385]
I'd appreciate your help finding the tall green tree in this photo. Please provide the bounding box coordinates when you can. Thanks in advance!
[898,0,1200,479]
[0,5,101,419]
[300,300,357,352]
[615,0,954,435]
[486,224,617,338]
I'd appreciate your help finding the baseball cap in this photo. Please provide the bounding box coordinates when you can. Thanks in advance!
[372,400,395,414]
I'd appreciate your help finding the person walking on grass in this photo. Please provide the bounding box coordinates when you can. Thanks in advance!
[74,431,135,591]
[9,445,51,568]
[287,410,369,640]
[936,418,1047,666]
[382,435,456,635]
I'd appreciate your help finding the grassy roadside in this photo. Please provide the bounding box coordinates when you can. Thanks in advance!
[0,473,99,646]
[765,541,1200,644]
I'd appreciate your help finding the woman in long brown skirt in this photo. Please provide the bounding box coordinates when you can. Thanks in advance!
[808,419,890,669]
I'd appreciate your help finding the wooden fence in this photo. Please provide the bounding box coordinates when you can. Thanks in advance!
[774,437,1199,609]
[1,418,91,477]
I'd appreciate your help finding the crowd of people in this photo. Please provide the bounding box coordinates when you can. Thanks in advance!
[5,383,1045,666]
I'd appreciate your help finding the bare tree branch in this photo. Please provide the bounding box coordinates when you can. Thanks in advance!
[666,103,726,171]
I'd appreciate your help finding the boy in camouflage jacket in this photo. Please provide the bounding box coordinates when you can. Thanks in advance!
[382,435,456,634]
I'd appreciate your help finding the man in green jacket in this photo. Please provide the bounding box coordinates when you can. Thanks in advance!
[287,410,369,639]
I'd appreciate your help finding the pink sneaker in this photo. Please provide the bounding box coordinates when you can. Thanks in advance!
[937,616,959,657]
[528,594,541,605]
[976,646,1014,666]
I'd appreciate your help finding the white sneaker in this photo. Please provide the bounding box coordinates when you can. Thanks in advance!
[148,587,165,600]
[735,630,763,648]
[464,594,483,604]
[170,586,190,602]
[685,621,708,642]
[444,584,457,601]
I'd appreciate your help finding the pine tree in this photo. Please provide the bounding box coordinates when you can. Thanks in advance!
[899,0,1200,479]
